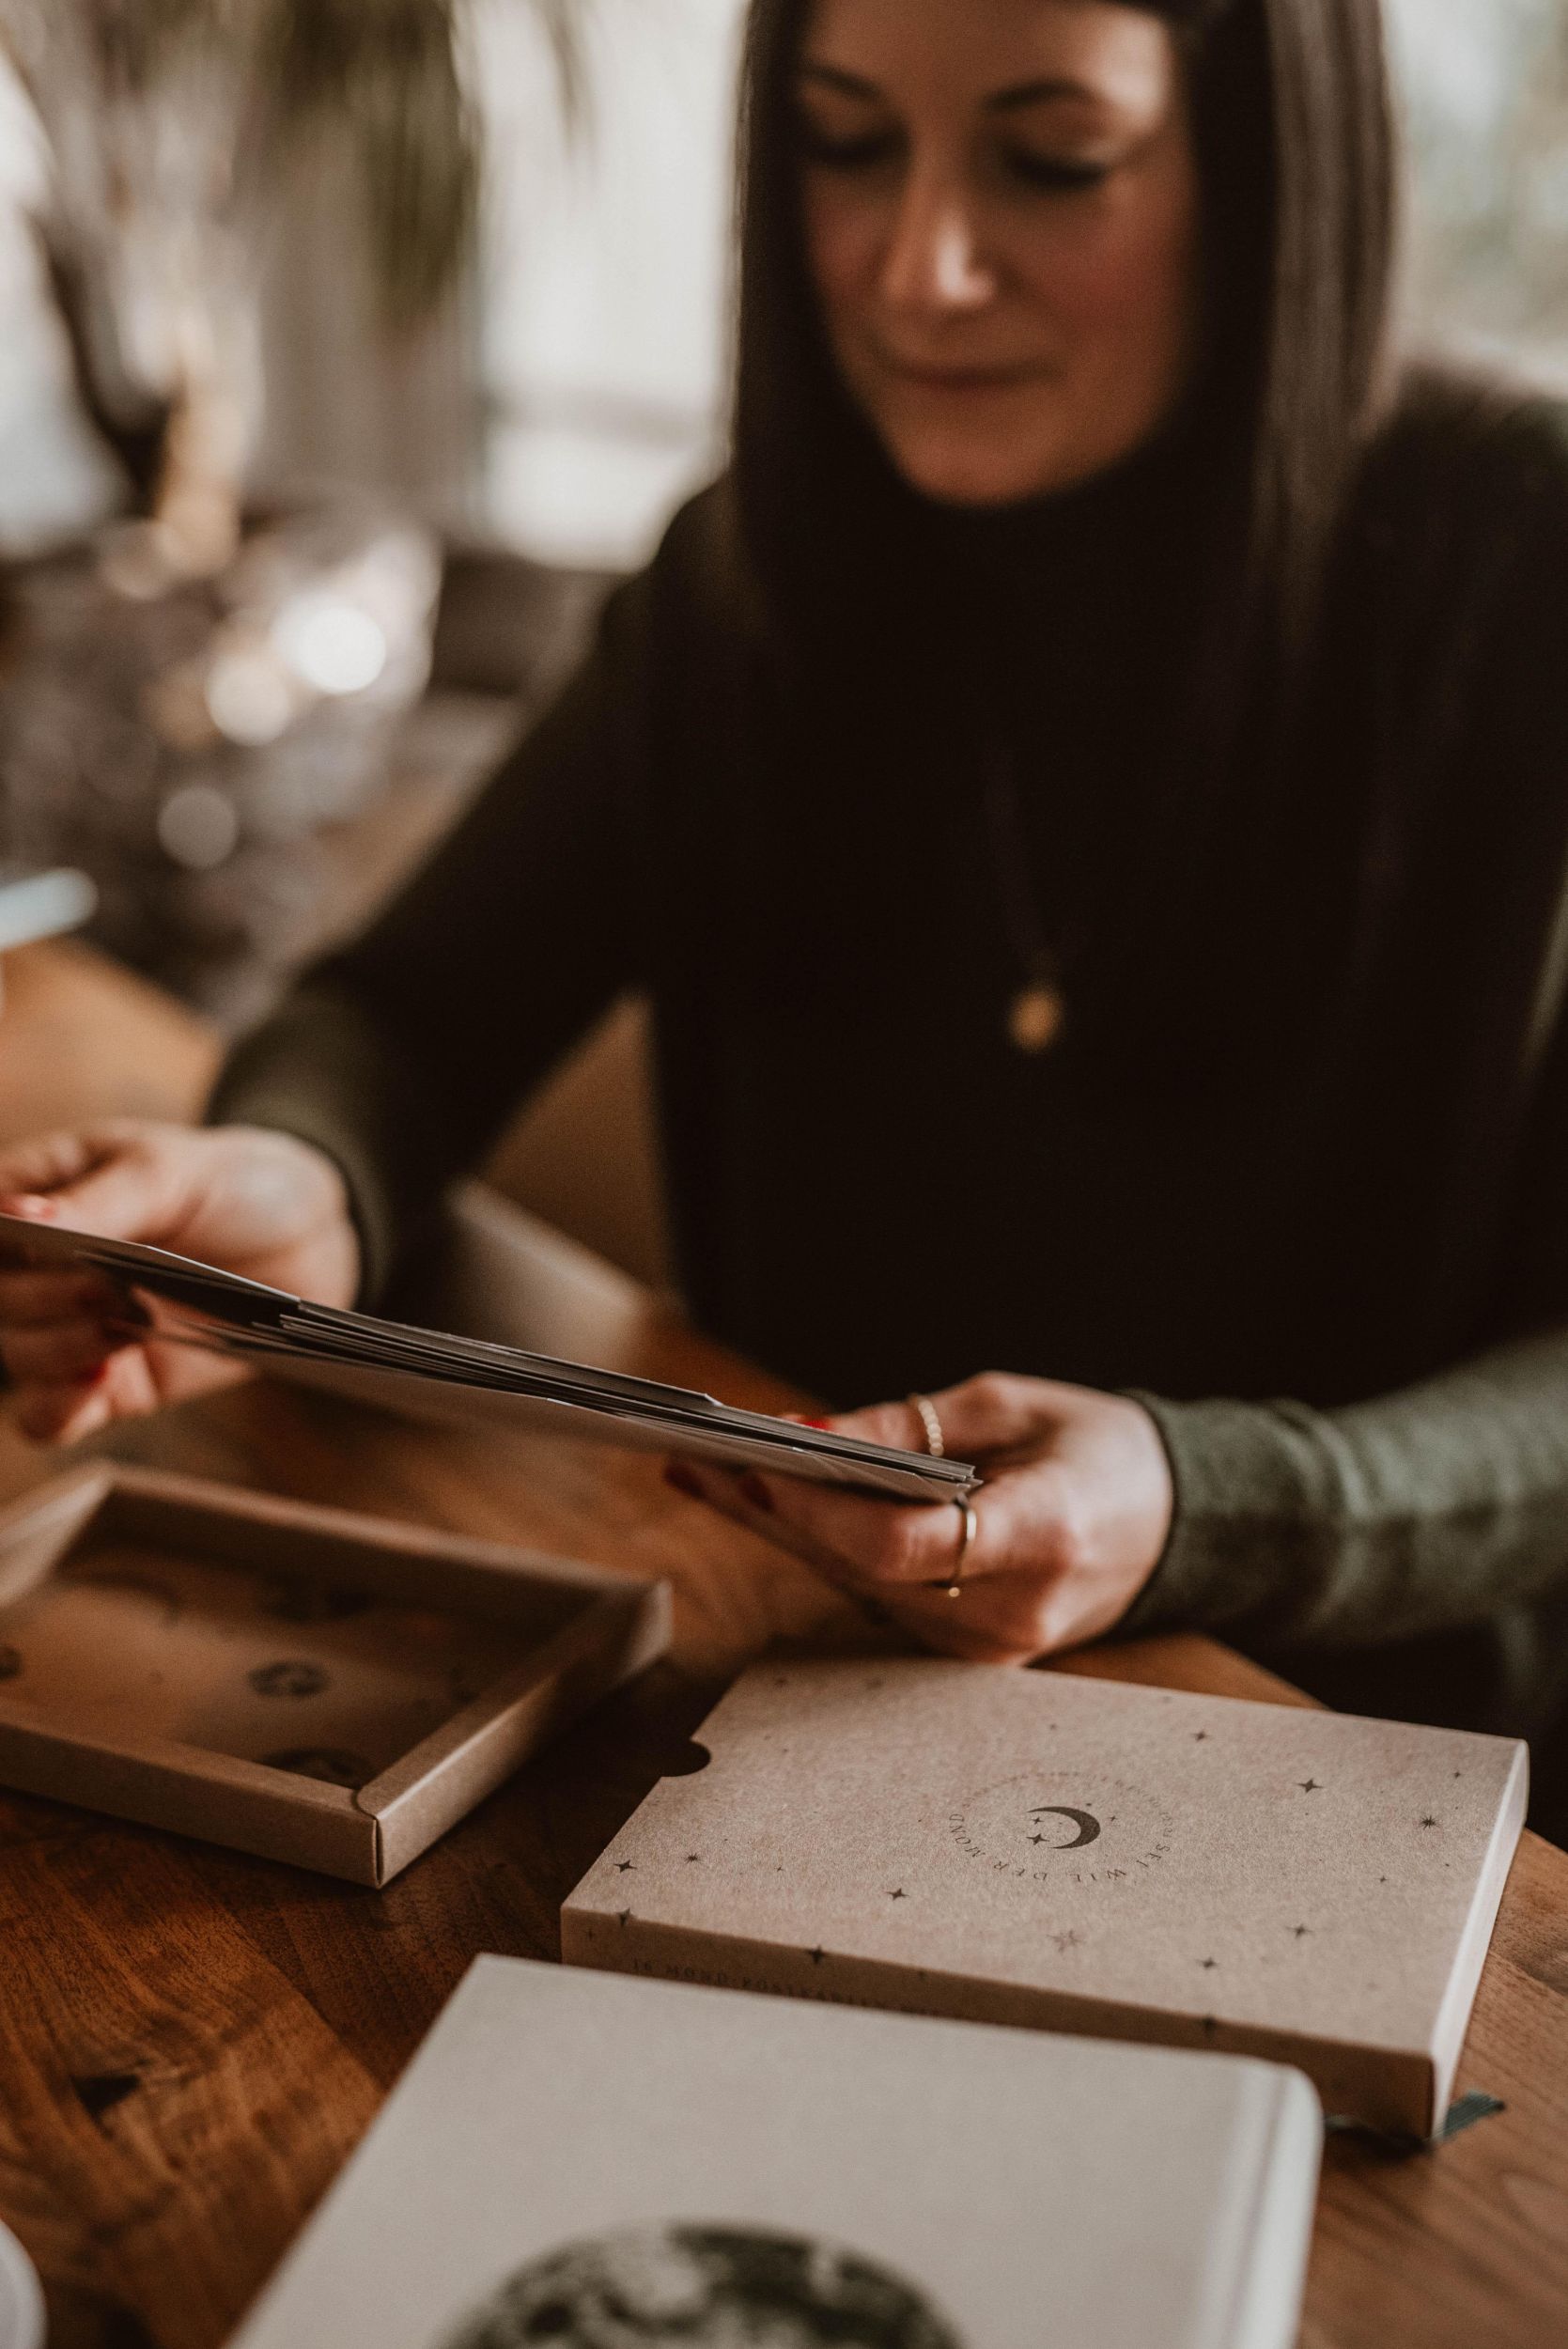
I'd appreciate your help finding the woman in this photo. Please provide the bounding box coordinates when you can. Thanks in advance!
[4,0,1568,1827]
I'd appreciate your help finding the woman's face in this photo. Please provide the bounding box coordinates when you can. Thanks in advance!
[798,0,1202,507]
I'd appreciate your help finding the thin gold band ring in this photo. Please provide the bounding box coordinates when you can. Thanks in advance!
[931,1496,977,1599]
[908,1392,945,1459]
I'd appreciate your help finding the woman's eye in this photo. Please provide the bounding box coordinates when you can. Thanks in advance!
[1003,150,1112,194]
[796,119,902,172]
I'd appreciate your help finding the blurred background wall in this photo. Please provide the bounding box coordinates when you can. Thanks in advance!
[4,1,1565,573]
[0,0,1564,1287]
[0,0,744,571]
[1389,0,1568,392]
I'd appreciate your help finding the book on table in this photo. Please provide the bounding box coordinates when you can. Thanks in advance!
[0,1209,974,1502]
[562,1657,1527,2138]
[226,1952,1322,2349]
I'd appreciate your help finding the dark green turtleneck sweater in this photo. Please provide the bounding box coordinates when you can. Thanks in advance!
[211,373,1568,1830]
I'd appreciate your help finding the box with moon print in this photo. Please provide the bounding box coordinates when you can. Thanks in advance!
[561,1658,1528,2136]
[0,1465,669,1884]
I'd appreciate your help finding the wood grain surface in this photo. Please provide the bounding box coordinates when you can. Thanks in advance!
[0,941,1563,2349]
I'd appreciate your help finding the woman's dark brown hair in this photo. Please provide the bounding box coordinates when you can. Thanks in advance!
[733,0,1397,735]
[729,0,1400,1077]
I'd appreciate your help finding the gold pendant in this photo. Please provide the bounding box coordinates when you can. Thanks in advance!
[1008,984,1065,1055]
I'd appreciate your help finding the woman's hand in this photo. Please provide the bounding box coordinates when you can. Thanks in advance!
[672,1374,1174,1665]
[0,1120,360,1443]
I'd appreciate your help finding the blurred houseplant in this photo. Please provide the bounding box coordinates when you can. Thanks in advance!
[0,0,576,1021]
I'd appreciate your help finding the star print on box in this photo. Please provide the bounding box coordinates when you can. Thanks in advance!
[249,1659,331,1700]
[561,1658,1529,2139]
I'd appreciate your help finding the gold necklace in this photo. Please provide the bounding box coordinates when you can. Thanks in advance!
[1007,973,1068,1056]
[985,757,1073,1057]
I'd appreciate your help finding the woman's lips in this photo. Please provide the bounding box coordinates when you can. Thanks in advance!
[878,356,1049,393]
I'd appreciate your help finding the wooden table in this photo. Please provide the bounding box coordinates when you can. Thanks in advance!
[0,941,1563,2349]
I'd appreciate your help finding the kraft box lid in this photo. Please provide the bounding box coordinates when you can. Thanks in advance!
[0,1465,669,1885]
[563,1657,1526,2136]
[229,1953,1322,2349]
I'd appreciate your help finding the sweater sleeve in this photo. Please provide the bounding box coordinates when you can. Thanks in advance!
[1126,389,1568,1658]
[209,556,660,1298]
[1123,1330,1568,1651]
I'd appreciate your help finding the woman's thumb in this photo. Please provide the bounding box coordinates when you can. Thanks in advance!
[0,1128,184,1246]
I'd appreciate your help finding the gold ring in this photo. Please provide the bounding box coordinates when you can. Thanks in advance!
[929,1497,977,1598]
[908,1392,945,1459]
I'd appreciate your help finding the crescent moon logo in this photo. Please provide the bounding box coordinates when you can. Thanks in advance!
[1030,1806,1102,1850]
[951,1773,1171,1884]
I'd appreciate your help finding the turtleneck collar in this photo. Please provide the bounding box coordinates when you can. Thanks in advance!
[878,415,1206,739]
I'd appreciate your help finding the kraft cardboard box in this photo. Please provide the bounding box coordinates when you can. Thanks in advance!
[229,1955,1323,2349]
[0,1465,669,1884]
[563,1657,1526,2137]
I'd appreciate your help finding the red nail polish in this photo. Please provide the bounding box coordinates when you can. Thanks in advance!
[800,1417,833,1432]
[663,1463,703,1498]
[738,1473,775,1514]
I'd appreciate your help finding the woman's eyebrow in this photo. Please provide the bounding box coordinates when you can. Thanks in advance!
[797,62,1103,115]
[985,78,1101,114]
[798,62,884,101]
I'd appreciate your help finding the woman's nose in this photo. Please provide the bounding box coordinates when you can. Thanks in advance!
[878,173,997,318]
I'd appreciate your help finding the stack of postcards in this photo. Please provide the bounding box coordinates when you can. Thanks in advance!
[0,1211,974,1501]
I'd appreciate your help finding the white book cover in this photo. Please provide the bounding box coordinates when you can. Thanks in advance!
[563,1660,1528,2137]
[229,1954,1321,2349]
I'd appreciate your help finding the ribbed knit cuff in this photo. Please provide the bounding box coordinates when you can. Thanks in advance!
[1119,1392,1335,1641]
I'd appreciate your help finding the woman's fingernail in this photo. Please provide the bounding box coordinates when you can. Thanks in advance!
[800,1417,833,1431]
[738,1473,775,1514]
[663,1463,703,1499]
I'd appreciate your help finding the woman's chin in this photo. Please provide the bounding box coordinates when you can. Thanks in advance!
[881,432,1079,512]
